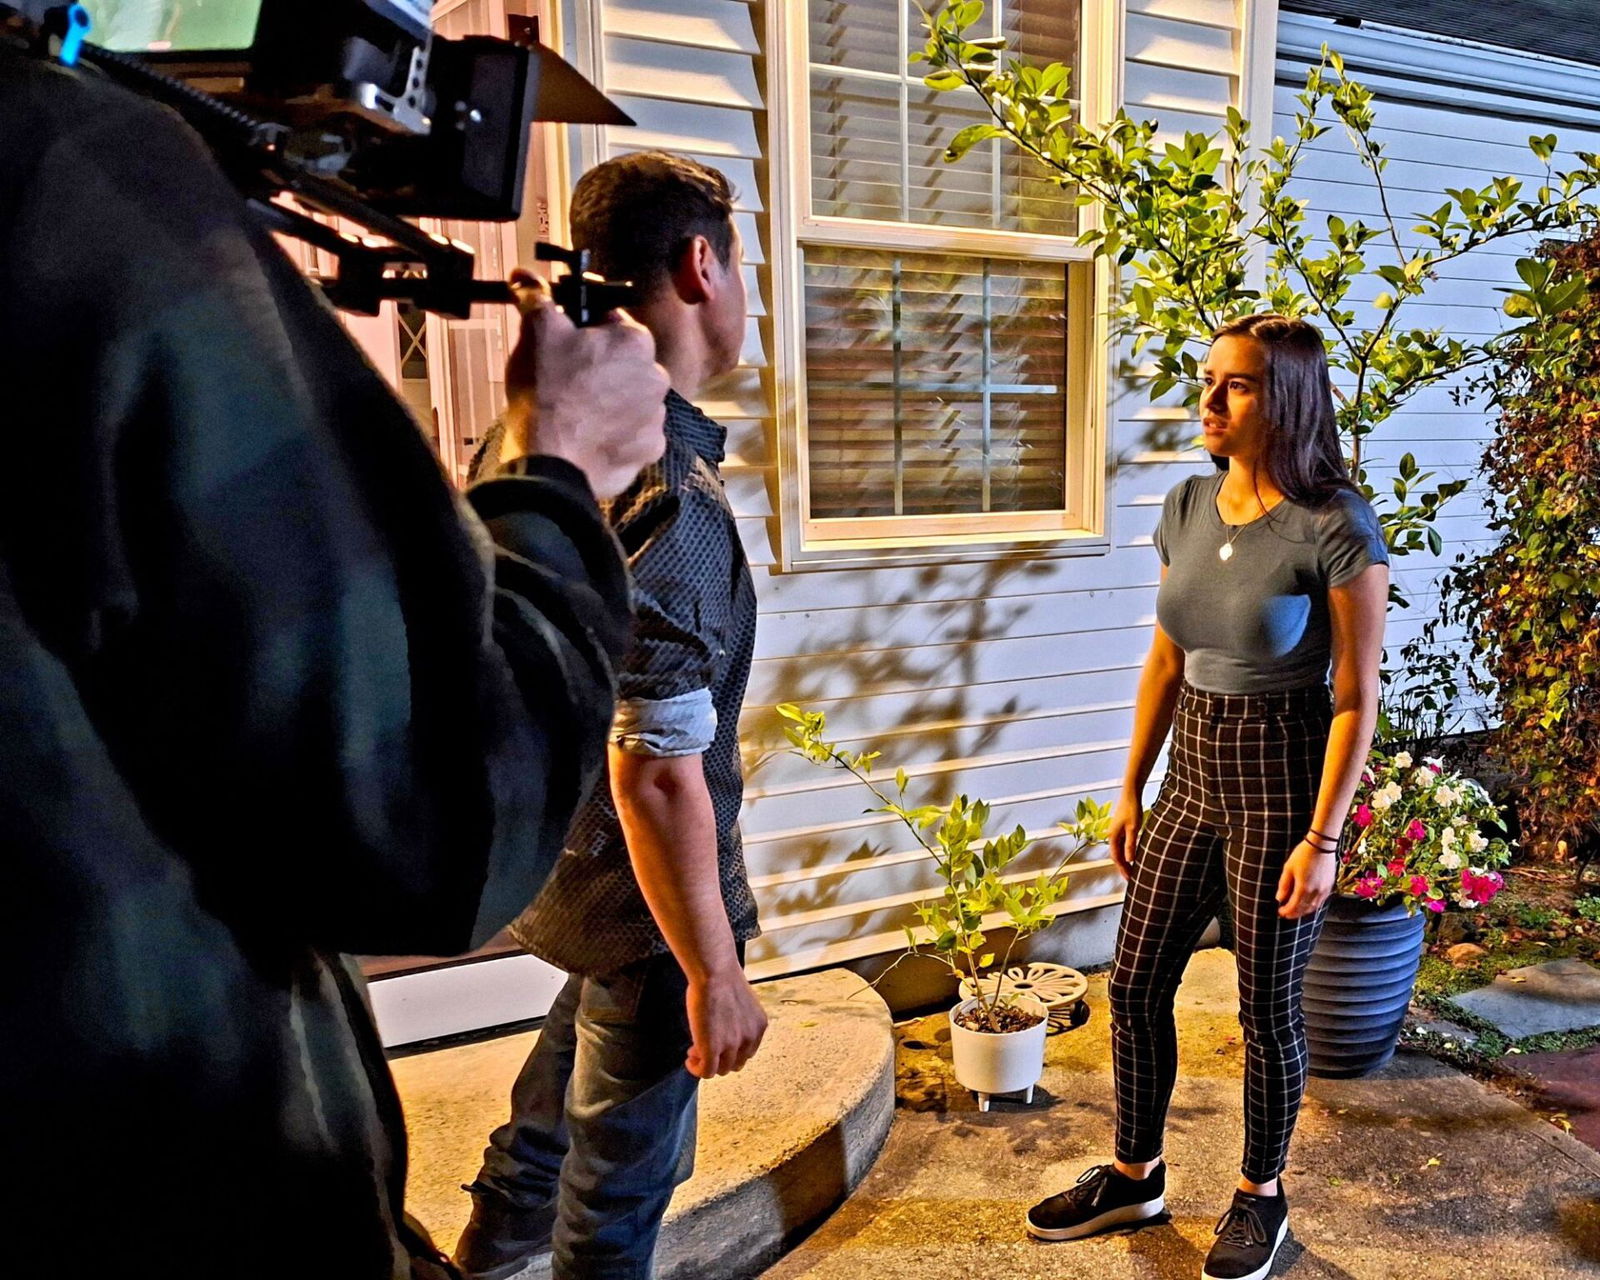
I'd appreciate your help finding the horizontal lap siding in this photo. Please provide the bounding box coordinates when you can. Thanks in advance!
[1277,14,1600,739]
[730,4,1243,977]
[592,3,1599,979]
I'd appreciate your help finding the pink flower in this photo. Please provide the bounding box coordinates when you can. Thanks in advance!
[1406,819,1427,842]
[1354,804,1374,829]
[1361,771,1375,786]
[1388,858,1408,877]
[1355,875,1384,899]
[1410,875,1431,897]
[1461,869,1505,905]
[1429,763,1443,773]
[1424,898,1446,912]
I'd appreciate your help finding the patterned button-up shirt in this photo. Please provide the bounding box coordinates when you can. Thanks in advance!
[512,390,760,975]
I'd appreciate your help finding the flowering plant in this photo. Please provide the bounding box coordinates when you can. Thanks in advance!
[1340,749,1514,914]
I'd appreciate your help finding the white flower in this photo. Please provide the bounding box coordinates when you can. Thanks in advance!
[1457,896,1478,909]
[1412,768,1436,789]
[1372,781,1403,811]
[1423,756,1444,771]
[1440,827,1458,849]
[1393,751,1414,769]
[1467,831,1489,853]
[1435,785,1460,807]
[1439,850,1463,870]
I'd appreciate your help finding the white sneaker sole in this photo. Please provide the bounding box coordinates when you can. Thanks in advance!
[1025,1195,1165,1241]
[1202,1214,1288,1280]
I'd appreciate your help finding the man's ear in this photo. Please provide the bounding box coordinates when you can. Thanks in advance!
[669,235,717,305]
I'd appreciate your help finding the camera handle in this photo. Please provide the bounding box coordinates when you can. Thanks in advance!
[536,244,641,327]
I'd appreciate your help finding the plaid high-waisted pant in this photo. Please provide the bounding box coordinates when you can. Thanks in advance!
[1109,681,1333,1183]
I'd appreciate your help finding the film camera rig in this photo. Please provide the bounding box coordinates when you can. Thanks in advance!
[2,1,640,321]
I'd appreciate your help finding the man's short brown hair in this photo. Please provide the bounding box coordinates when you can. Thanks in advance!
[569,151,736,300]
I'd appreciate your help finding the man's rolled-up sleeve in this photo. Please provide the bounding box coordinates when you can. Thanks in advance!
[609,472,734,759]
[613,688,718,758]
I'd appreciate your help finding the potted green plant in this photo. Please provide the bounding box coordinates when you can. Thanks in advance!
[779,704,1111,1110]
[1305,749,1515,1077]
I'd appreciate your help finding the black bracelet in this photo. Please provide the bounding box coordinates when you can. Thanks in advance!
[1308,826,1342,844]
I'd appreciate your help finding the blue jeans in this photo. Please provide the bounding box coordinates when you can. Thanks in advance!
[470,953,699,1280]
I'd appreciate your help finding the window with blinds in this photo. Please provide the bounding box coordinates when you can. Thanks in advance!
[805,248,1068,518]
[795,0,1101,549]
[808,1,1078,235]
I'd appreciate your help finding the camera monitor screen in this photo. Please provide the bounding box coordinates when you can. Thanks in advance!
[82,1,266,53]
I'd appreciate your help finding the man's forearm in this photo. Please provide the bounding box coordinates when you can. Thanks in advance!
[610,747,741,981]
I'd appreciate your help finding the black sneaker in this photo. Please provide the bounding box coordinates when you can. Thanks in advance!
[451,1185,556,1280]
[1025,1163,1166,1240]
[1202,1188,1289,1280]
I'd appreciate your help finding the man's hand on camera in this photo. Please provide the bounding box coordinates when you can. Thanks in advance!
[499,271,668,498]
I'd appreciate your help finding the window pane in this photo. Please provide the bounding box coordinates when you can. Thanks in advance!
[809,0,902,76]
[808,0,1079,235]
[804,247,1069,520]
[810,70,903,223]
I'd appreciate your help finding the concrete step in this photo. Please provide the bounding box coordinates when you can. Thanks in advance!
[391,968,895,1280]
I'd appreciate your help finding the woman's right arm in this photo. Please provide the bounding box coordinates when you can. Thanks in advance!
[1110,572,1186,877]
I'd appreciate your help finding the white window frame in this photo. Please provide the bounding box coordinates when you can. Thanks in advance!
[768,0,1121,568]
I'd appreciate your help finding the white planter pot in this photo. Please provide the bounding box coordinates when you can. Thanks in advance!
[948,994,1049,1111]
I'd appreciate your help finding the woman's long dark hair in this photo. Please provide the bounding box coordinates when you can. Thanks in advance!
[1210,313,1356,506]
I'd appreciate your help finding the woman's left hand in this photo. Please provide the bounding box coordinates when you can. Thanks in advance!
[1276,840,1336,919]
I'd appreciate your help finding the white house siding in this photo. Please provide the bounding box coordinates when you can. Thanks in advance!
[1275,12,1600,728]
[565,0,1250,980]
[563,1,1600,983]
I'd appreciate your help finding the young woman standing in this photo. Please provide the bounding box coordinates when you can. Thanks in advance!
[1026,315,1389,1280]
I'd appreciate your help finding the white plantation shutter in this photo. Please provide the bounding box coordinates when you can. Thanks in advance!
[799,0,1091,542]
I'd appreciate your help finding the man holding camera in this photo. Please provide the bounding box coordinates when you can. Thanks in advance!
[0,33,666,1280]
[454,152,766,1280]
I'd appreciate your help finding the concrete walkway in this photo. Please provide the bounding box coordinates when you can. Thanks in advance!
[392,969,894,1280]
[764,948,1600,1280]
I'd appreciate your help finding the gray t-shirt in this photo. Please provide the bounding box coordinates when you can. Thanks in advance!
[1154,472,1388,693]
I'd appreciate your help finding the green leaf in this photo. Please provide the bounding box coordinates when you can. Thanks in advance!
[943,122,1004,162]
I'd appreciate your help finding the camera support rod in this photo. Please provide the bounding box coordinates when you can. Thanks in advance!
[55,27,515,318]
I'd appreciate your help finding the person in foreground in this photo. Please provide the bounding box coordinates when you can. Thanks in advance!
[454,151,766,1280]
[1025,315,1389,1280]
[0,38,667,1280]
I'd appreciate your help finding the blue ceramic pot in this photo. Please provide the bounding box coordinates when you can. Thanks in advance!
[1303,894,1426,1079]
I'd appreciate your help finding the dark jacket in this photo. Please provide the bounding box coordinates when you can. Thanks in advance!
[0,48,629,1278]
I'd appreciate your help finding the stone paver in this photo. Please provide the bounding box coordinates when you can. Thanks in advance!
[1453,957,1600,1039]
[1518,1045,1600,1153]
[763,949,1600,1280]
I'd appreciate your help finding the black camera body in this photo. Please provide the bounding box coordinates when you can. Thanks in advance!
[2,2,640,318]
